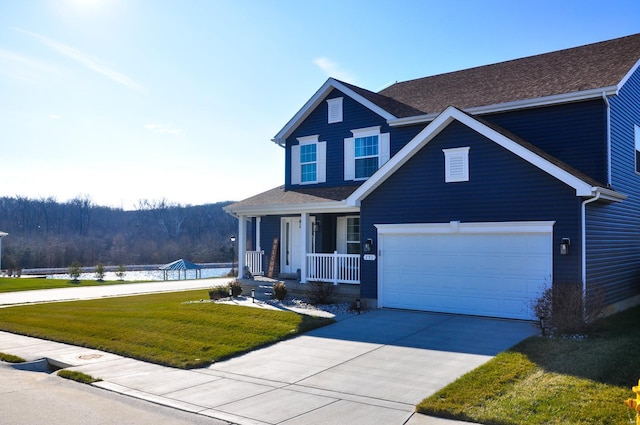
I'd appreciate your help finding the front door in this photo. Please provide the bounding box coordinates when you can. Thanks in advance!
[281,217,301,274]
[280,217,315,275]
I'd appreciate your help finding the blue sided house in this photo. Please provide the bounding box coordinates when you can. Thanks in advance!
[225,34,640,320]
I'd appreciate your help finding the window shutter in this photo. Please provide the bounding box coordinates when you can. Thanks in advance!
[291,145,301,185]
[344,137,355,180]
[317,141,326,183]
[379,133,390,166]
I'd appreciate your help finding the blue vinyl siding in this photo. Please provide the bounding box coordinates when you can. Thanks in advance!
[360,121,582,300]
[257,216,282,275]
[483,100,608,184]
[586,67,640,305]
[285,89,425,189]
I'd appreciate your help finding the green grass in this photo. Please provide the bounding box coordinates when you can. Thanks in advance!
[0,290,333,369]
[57,370,101,384]
[0,352,26,363]
[417,305,640,424]
[0,277,142,293]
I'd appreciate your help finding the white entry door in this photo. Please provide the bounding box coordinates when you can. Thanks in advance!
[280,217,315,275]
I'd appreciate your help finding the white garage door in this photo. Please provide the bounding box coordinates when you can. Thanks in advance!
[377,222,553,320]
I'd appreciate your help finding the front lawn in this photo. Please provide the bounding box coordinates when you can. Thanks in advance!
[417,305,640,424]
[0,290,333,369]
[0,277,137,293]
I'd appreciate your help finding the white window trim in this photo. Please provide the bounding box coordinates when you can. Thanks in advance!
[292,135,326,185]
[443,147,470,183]
[327,97,343,124]
[337,215,360,254]
[344,126,390,181]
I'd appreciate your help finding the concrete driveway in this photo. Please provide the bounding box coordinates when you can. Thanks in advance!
[0,309,538,425]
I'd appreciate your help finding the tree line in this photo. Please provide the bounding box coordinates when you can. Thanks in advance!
[0,195,238,271]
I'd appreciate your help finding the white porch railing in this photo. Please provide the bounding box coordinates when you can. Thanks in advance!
[245,250,264,276]
[306,251,360,285]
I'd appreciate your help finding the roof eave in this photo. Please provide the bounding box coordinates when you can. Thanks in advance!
[225,201,360,217]
[387,86,620,127]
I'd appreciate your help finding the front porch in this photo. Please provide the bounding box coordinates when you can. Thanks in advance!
[245,250,360,285]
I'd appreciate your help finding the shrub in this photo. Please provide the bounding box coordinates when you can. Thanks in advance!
[208,286,228,300]
[94,263,105,281]
[229,279,243,297]
[272,282,287,300]
[68,261,82,282]
[530,282,607,335]
[308,281,335,305]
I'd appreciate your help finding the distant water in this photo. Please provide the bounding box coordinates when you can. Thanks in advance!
[46,267,232,281]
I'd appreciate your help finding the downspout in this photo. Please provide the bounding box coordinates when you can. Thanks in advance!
[581,191,601,318]
[603,92,612,187]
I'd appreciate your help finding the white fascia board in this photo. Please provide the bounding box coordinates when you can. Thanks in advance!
[618,58,640,92]
[272,78,397,146]
[0,232,7,237]
[387,86,620,127]
[225,201,360,217]
[348,106,600,205]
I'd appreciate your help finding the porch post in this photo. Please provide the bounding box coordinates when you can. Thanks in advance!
[237,215,246,278]
[300,212,309,283]
[255,217,261,251]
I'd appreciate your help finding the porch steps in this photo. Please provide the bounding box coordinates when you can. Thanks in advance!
[238,277,360,304]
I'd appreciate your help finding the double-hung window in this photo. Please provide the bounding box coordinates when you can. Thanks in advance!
[291,135,326,185]
[337,216,360,254]
[344,126,390,181]
[355,135,379,179]
[300,143,317,182]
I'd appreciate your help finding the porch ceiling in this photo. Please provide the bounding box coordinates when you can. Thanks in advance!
[224,185,361,216]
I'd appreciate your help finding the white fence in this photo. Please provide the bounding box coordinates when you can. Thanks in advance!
[245,250,264,276]
[306,251,360,285]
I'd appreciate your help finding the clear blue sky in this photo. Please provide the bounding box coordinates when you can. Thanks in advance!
[2,0,639,209]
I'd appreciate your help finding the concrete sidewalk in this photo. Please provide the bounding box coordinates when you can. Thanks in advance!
[0,278,232,306]
[0,309,538,424]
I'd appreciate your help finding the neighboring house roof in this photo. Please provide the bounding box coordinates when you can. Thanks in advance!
[348,106,626,206]
[159,259,202,270]
[379,33,640,118]
[224,185,360,216]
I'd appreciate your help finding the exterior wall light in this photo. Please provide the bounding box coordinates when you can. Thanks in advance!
[560,238,571,255]
[364,238,374,253]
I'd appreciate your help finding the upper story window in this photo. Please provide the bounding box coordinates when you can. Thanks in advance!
[327,97,343,124]
[635,125,640,174]
[291,135,326,185]
[344,126,390,181]
[443,147,470,182]
[355,135,379,179]
[300,143,317,182]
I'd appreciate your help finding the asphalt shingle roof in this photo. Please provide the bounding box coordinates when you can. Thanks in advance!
[378,33,640,116]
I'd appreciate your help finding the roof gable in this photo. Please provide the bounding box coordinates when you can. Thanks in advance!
[273,78,398,146]
[380,33,640,117]
[347,106,624,206]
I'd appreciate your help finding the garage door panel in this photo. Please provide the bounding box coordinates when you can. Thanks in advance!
[379,226,552,320]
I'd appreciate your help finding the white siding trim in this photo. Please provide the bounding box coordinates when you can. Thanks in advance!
[348,106,602,206]
[375,221,556,235]
[379,132,390,166]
